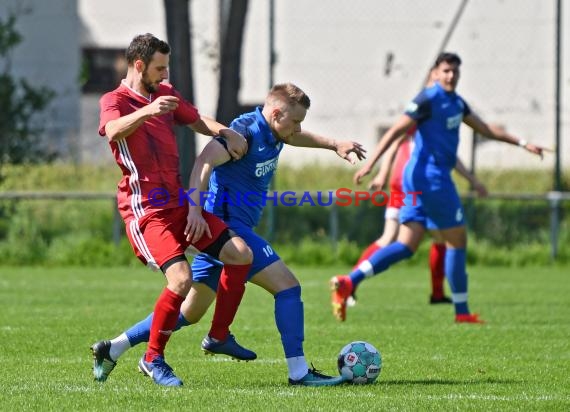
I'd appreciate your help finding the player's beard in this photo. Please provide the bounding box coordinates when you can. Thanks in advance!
[141,71,159,94]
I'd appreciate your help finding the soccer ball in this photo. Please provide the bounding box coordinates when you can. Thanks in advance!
[337,341,382,384]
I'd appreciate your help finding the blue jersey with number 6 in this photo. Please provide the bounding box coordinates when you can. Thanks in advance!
[399,81,471,230]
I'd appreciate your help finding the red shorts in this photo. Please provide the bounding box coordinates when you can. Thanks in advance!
[125,205,227,269]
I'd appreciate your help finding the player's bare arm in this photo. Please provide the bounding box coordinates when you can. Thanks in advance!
[454,157,488,197]
[184,140,233,243]
[191,115,248,160]
[354,115,415,185]
[463,112,547,158]
[104,95,179,142]
[286,130,367,164]
[368,133,406,191]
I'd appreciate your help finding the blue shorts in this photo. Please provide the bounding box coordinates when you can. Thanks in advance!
[190,221,281,291]
[400,166,465,230]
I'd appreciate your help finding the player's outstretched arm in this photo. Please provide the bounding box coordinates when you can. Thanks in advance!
[454,157,488,197]
[184,140,233,243]
[368,133,406,191]
[463,113,548,159]
[286,130,366,164]
[354,115,415,185]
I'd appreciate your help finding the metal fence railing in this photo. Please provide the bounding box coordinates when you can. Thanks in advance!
[0,190,568,260]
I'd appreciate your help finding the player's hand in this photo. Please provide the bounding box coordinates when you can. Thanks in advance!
[146,95,179,116]
[221,129,248,160]
[335,141,367,164]
[353,163,373,185]
[368,174,386,191]
[184,207,212,244]
[472,181,488,197]
[524,143,551,160]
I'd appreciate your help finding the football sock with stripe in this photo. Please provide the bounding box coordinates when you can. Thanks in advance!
[349,241,413,288]
[125,311,191,348]
[145,287,185,362]
[352,242,382,271]
[444,248,469,315]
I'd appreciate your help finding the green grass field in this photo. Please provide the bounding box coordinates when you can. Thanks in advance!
[1,264,569,411]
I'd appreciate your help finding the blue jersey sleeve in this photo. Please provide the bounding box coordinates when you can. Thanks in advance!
[229,116,255,148]
[214,132,253,155]
[404,89,432,122]
[460,97,471,117]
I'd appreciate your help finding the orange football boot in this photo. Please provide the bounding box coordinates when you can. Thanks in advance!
[330,275,353,321]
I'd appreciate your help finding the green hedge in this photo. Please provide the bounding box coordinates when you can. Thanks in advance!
[0,196,567,267]
[0,164,568,267]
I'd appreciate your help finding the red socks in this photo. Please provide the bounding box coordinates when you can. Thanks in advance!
[209,263,252,341]
[146,287,185,362]
[353,242,381,271]
[429,243,447,299]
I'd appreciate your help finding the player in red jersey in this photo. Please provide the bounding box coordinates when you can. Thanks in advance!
[91,33,255,386]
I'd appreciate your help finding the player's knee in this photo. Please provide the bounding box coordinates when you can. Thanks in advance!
[220,237,253,265]
[167,275,192,296]
[232,237,253,265]
[162,258,192,295]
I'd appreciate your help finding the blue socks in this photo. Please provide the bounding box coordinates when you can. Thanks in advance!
[349,241,413,288]
[126,311,191,346]
[124,285,306,359]
[445,248,469,314]
[274,286,304,358]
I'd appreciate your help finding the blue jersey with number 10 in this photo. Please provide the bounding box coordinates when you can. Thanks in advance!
[205,107,284,228]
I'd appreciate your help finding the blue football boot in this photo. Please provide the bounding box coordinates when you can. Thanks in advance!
[138,355,183,387]
[201,333,257,361]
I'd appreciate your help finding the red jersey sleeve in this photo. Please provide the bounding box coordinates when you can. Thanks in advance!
[170,87,200,125]
[98,92,122,137]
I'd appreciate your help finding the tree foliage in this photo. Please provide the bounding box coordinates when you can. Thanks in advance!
[0,11,56,172]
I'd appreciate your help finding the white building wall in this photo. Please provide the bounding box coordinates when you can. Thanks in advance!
[262,0,568,170]
[136,0,565,171]
[8,0,567,169]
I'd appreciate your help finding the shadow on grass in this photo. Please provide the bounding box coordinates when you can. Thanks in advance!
[380,378,519,386]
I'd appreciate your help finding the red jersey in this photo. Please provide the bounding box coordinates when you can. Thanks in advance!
[98,82,200,222]
[389,127,415,194]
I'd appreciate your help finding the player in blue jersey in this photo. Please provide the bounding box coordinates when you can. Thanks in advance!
[91,83,366,386]
[331,52,547,323]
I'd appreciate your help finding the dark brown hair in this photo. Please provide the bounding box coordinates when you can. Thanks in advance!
[433,52,462,68]
[125,33,170,67]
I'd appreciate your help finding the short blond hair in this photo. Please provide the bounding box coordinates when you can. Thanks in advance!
[267,83,311,109]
